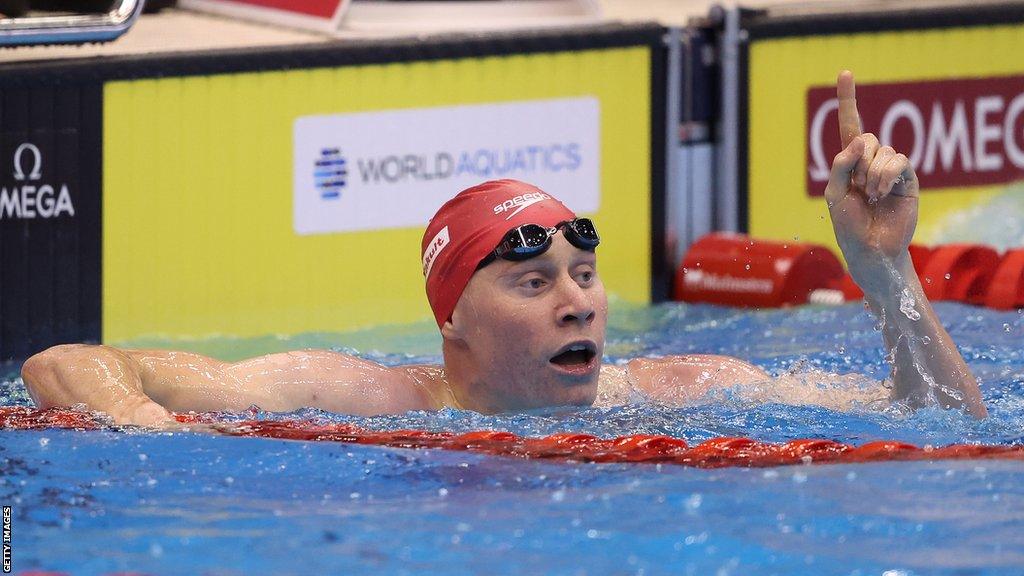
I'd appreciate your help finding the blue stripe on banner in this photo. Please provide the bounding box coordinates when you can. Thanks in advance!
[316,178,346,187]
[314,169,346,177]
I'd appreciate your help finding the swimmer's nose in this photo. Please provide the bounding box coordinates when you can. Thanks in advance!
[556,278,596,328]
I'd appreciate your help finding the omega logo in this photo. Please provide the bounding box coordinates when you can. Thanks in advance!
[13,142,42,181]
[0,142,75,220]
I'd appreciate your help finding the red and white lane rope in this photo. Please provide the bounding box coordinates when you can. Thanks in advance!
[2,406,1022,468]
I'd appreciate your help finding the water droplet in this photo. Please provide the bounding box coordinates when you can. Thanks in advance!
[438,488,449,497]
[1004,323,1012,333]
[744,264,751,271]
[899,288,921,321]
[939,385,964,401]
[944,273,951,280]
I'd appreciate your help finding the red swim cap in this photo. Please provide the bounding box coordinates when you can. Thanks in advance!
[422,179,577,328]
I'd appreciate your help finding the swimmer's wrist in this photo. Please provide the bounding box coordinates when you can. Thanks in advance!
[852,250,918,303]
[110,397,175,427]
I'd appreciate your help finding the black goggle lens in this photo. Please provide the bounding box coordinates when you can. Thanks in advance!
[484,218,600,267]
[565,218,600,249]
[495,224,551,261]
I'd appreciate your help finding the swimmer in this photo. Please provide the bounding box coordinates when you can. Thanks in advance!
[20,71,987,426]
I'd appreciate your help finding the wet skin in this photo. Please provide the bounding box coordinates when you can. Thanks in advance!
[439,233,609,412]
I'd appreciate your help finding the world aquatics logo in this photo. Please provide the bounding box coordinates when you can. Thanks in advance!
[315,148,347,200]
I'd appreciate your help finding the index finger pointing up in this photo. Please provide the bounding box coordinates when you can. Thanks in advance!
[837,70,862,148]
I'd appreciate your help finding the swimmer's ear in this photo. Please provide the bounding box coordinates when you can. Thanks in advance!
[440,315,465,343]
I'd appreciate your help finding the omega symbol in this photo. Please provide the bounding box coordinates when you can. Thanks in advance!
[13,142,42,181]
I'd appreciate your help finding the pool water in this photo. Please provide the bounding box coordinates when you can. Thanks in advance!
[2,301,1023,575]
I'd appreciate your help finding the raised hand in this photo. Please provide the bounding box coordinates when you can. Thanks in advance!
[822,71,986,418]
[824,71,920,298]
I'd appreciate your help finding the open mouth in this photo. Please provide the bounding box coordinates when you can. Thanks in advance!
[549,341,598,370]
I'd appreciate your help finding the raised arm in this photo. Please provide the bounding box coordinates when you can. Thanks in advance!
[824,71,986,418]
[21,345,440,426]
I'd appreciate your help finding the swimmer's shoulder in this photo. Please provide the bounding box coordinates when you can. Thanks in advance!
[248,349,446,414]
[397,364,453,410]
[621,354,769,404]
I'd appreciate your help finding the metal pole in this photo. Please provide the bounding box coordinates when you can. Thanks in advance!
[663,26,684,280]
[715,4,740,232]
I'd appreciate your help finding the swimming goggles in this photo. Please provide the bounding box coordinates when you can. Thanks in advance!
[478,218,600,268]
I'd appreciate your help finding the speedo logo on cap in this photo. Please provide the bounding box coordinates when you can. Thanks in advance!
[492,192,551,220]
[422,226,450,278]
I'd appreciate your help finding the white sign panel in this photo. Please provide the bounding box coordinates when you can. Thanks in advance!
[293,97,600,235]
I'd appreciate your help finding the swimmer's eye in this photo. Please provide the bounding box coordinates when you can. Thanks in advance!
[574,267,596,286]
[526,278,546,290]
[514,274,548,292]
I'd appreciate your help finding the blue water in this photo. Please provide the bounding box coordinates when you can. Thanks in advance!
[2,301,1024,575]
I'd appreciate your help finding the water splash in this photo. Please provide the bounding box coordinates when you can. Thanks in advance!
[899,287,921,321]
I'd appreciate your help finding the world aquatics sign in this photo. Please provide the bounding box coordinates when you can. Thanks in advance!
[292,97,600,235]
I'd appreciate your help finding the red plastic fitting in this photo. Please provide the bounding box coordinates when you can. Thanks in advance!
[674,233,844,307]
[984,248,1024,310]
[920,244,1001,304]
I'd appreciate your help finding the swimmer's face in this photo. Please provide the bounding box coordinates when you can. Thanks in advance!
[445,233,607,411]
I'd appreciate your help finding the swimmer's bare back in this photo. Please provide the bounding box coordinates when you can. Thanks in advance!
[21,344,781,427]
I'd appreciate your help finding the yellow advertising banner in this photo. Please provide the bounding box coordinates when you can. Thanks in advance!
[748,24,1024,255]
[103,47,653,342]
